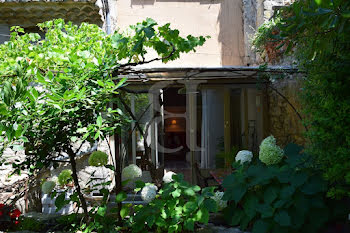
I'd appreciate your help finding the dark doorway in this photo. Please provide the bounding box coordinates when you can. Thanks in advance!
[163,88,190,169]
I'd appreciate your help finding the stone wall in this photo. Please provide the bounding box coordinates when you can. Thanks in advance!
[266,78,306,147]
[0,139,114,213]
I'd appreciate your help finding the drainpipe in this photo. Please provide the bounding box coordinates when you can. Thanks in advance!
[104,0,111,35]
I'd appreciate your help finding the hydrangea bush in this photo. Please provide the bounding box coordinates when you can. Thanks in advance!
[235,150,253,165]
[259,136,284,165]
[130,174,217,233]
[88,151,108,167]
[221,144,344,233]
[211,191,227,211]
[122,164,142,181]
[163,171,176,183]
[58,170,72,187]
[141,184,158,203]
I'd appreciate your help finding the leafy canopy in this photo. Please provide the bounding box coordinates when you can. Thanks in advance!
[0,18,207,172]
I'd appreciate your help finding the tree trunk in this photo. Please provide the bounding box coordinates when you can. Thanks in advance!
[114,133,122,222]
[67,147,89,222]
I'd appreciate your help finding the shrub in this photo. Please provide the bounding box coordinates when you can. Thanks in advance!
[0,203,21,231]
[255,0,350,198]
[140,183,158,203]
[222,144,331,233]
[58,169,72,186]
[18,217,43,232]
[122,164,142,181]
[163,171,176,183]
[131,174,218,233]
[211,191,227,211]
[259,136,284,166]
[88,151,108,167]
[235,150,253,165]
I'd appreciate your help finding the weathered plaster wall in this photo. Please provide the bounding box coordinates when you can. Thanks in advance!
[113,0,245,67]
[266,78,305,147]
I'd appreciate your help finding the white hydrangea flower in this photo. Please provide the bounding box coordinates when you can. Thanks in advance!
[235,150,253,165]
[141,184,158,203]
[42,181,56,194]
[163,171,176,183]
[259,135,284,165]
[122,164,142,181]
[211,191,227,211]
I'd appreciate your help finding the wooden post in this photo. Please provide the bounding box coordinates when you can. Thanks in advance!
[224,88,231,154]
[244,89,249,148]
[187,85,197,184]
[131,94,136,164]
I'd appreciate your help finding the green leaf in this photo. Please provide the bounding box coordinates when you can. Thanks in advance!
[0,103,7,115]
[12,144,24,151]
[195,208,209,224]
[184,218,195,231]
[96,115,102,127]
[94,130,100,140]
[203,198,218,213]
[146,214,155,227]
[264,186,278,204]
[55,192,67,211]
[116,191,127,203]
[202,186,215,197]
[97,206,107,217]
[252,219,269,233]
[256,203,274,218]
[184,201,197,213]
[230,209,243,226]
[301,176,327,195]
[171,189,181,198]
[243,194,258,219]
[290,172,308,187]
[280,186,295,199]
[342,10,350,18]
[274,211,291,227]
[120,205,130,219]
[223,183,247,203]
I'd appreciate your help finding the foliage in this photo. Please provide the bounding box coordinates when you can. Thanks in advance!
[222,143,331,233]
[252,17,289,62]
[58,169,72,186]
[17,217,43,232]
[88,150,108,167]
[263,0,350,198]
[130,174,218,233]
[0,203,21,231]
[259,136,284,166]
[42,180,56,194]
[252,18,281,53]
[0,17,207,221]
[211,191,227,211]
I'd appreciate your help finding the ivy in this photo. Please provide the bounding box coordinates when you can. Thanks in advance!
[272,0,350,198]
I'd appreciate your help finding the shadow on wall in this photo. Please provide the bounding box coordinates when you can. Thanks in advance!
[130,0,245,66]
